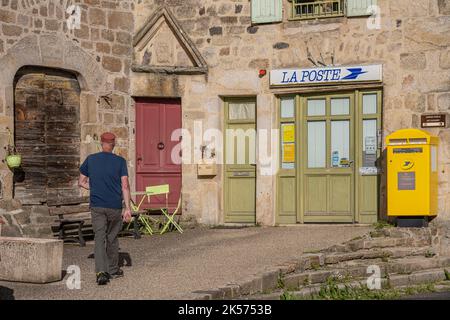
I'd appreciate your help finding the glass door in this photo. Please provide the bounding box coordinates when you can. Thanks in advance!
[302,93,355,222]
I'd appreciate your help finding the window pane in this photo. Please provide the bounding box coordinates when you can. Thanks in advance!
[363,119,377,167]
[307,99,326,116]
[331,98,350,115]
[281,97,295,118]
[229,101,255,120]
[331,121,350,168]
[363,94,377,114]
[308,121,326,168]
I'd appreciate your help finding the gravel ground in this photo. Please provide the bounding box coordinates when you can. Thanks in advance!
[0,225,371,300]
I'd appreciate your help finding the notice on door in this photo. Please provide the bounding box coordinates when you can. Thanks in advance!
[398,172,416,191]
[282,124,295,143]
[283,143,295,163]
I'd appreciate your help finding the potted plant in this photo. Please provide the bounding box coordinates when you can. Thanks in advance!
[4,127,21,169]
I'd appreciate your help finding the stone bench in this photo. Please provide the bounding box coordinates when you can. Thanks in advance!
[0,237,63,283]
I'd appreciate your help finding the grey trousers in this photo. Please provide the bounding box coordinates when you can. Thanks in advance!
[91,207,123,274]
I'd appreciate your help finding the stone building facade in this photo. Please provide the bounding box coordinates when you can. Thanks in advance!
[0,0,449,236]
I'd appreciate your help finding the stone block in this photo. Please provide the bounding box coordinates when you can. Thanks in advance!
[239,277,262,296]
[261,270,279,292]
[400,52,426,70]
[307,270,334,284]
[0,237,63,283]
[108,12,133,31]
[102,56,122,73]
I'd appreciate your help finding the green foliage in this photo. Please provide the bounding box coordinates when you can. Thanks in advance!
[277,274,285,289]
[310,278,435,300]
[373,220,394,230]
[444,269,450,281]
[280,291,298,300]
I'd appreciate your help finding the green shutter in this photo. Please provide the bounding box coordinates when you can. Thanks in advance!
[251,0,283,24]
[347,0,377,17]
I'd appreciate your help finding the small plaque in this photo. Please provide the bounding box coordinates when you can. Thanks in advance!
[359,167,379,175]
[421,114,446,128]
[233,172,250,177]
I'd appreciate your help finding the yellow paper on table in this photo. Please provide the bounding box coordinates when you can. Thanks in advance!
[282,124,295,143]
[283,143,295,163]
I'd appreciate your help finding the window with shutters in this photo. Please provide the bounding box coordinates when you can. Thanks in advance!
[251,0,283,24]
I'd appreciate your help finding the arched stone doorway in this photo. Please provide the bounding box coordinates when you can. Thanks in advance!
[14,66,82,206]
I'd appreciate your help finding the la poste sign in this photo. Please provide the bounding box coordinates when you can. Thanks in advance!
[270,64,383,86]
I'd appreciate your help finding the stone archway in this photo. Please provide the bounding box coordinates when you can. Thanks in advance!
[0,34,107,201]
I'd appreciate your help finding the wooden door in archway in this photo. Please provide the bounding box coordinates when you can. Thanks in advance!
[14,67,82,206]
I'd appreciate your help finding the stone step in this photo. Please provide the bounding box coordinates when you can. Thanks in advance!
[245,268,448,300]
[346,237,431,251]
[282,256,450,291]
[324,246,434,265]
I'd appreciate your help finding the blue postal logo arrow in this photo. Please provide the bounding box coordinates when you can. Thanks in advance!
[341,68,368,80]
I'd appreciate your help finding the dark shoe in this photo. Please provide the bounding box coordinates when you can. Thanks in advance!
[108,269,124,279]
[96,272,109,285]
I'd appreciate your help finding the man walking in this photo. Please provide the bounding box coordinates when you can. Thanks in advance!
[79,132,132,285]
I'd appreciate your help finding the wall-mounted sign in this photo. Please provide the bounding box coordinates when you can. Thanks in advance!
[421,114,446,128]
[270,64,382,86]
[359,167,379,176]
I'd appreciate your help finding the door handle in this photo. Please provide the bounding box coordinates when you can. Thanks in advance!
[158,142,165,150]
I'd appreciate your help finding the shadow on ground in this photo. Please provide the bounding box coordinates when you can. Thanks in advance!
[0,286,15,300]
[87,252,132,267]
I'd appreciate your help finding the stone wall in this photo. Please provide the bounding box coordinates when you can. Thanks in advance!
[0,0,449,232]
[133,0,450,224]
[0,0,135,235]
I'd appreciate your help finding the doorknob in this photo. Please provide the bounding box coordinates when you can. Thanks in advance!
[158,142,165,150]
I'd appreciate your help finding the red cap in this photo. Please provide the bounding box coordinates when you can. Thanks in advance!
[100,132,116,144]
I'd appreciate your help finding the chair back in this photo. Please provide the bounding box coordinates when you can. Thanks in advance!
[145,184,170,196]
[145,184,170,209]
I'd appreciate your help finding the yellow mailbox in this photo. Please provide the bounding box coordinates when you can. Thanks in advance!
[386,129,438,218]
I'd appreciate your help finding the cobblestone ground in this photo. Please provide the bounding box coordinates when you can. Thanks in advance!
[0,225,371,300]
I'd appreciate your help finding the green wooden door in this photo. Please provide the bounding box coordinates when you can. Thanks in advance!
[224,98,256,223]
[302,93,355,223]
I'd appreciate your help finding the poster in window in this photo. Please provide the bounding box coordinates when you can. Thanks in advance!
[282,124,295,143]
[282,143,295,163]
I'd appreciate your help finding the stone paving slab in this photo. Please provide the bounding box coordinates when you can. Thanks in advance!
[0,225,370,300]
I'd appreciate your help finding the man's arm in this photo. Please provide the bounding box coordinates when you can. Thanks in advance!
[121,176,132,222]
[78,174,90,190]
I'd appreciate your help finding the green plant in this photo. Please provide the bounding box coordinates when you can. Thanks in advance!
[280,291,297,300]
[310,262,320,270]
[444,269,450,281]
[373,220,394,230]
[425,250,436,258]
[277,274,285,289]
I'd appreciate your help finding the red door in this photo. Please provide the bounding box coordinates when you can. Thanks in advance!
[135,98,182,211]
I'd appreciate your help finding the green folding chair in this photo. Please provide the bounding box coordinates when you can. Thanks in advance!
[126,195,158,236]
[160,196,183,235]
[128,185,171,235]
[143,184,183,235]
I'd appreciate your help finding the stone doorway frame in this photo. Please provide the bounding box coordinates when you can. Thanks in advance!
[0,34,107,201]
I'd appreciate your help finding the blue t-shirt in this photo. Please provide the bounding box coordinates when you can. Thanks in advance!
[80,152,128,209]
